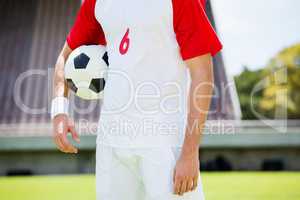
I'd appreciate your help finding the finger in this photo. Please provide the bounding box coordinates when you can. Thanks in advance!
[173,169,177,193]
[54,121,71,153]
[57,135,72,153]
[179,180,187,195]
[192,176,198,191]
[187,179,194,192]
[68,123,80,143]
[173,175,181,195]
[60,134,78,153]
[174,180,181,195]
[55,121,73,153]
[53,135,65,152]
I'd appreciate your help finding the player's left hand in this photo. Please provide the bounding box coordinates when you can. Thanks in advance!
[173,152,200,196]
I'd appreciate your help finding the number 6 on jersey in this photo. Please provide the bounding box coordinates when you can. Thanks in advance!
[119,28,130,55]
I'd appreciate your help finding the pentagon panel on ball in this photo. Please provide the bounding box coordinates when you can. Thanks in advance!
[74,53,90,69]
[64,45,109,100]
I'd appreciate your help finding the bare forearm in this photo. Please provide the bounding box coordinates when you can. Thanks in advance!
[52,42,80,154]
[182,54,214,156]
[53,42,72,98]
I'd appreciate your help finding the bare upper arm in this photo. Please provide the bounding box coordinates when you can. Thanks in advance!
[184,54,214,81]
[60,42,73,61]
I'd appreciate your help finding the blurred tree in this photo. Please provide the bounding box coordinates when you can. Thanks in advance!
[235,43,300,120]
[260,43,300,119]
[234,66,263,119]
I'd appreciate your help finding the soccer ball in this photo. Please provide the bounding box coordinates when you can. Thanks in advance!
[64,45,109,100]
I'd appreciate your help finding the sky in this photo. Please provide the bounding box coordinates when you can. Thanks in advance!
[211,0,300,75]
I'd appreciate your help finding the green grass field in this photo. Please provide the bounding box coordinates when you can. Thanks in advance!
[0,173,299,200]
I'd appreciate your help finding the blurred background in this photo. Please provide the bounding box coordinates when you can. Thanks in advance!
[0,0,299,200]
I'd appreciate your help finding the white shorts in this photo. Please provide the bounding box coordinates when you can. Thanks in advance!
[96,144,205,200]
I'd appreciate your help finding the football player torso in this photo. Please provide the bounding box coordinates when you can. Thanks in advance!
[96,0,189,147]
[67,0,222,147]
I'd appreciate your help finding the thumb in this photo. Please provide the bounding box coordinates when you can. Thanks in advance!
[173,168,176,183]
[70,126,80,143]
[68,120,80,143]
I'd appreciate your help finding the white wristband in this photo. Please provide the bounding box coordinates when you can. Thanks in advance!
[51,97,69,119]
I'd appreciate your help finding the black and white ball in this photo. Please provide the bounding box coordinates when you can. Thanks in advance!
[65,45,109,100]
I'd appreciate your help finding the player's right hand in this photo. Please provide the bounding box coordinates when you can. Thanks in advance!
[52,114,80,154]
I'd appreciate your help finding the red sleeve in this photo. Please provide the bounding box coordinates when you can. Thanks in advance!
[173,0,222,60]
[67,0,106,50]
[200,0,207,8]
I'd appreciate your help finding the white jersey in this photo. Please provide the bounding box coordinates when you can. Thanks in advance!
[67,0,222,147]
